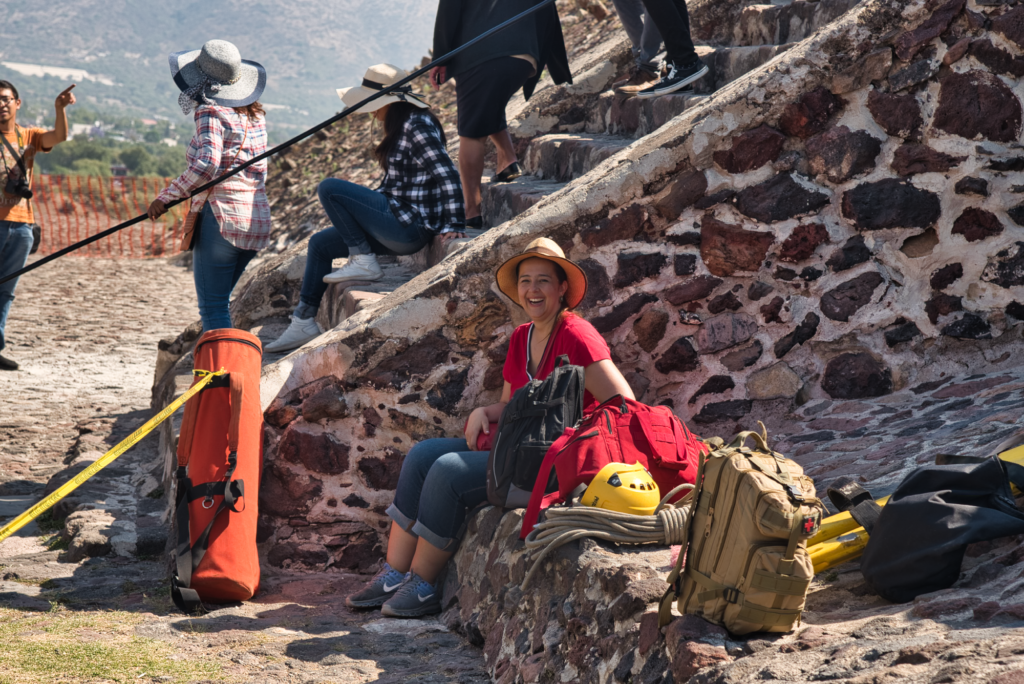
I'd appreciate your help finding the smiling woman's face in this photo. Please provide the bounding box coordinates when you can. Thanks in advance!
[516,257,568,323]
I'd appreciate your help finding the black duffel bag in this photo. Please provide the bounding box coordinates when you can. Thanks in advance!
[486,354,584,509]
[860,456,1024,603]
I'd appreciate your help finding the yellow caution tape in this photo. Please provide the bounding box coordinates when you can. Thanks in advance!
[0,369,225,545]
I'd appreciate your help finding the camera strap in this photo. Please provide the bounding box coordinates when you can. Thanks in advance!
[0,126,30,178]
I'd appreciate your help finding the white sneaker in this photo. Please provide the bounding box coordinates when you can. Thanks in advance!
[264,316,321,353]
[323,254,383,284]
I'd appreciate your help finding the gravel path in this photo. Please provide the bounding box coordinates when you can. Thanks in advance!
[0,255,488,684]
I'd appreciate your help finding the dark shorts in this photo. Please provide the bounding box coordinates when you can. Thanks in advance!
[455,56,535,139]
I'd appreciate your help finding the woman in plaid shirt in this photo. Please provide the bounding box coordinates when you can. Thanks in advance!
[266,64,466,353]
[148,40,271,332]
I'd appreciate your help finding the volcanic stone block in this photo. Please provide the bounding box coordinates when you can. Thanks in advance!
[366,331,450,387]
[774,313,820,358]
[988,158,1024,172]
[992,5,1024,50]
[634,309,670,352]
[943,37,971,66]
[821,353,893,399]
[652,170,708,220]
[279,425,351,475]
[1007,302,1024,320]
[592,293,659,333]
[696,313,757,353]
[301,383,349,423]
[894,0,965,61]
[779,87,843,139]
[1010,205,1024,227]
[614,252,668,287]
[925,293,963,324]
[951,207,1003,242]
[693,400,753,424]
[667,231,702,246]
[806,126,882,183]
[841,179,940,231]
[779,224,829,263]
[712,124,786,174]
[734,174,830,224]
[699,216,774,276]
[867,89,923,139]
[688,376,736,404]
[747,281,774,301]
[578,258,612,309]
[826,235,871,272]
[820,272,885,322]
[891,144,965,175]
[655,337,700,374]
[955,177,989,197]
[885,319,922,347]
[260,462,323,517]
[665,275,723,305]
[582,204,650,248]
[901,229,939,257]
[761,296,784,324]
[942,313,993,339]
[982,242,1024,288]
[694,189,737,210]
[888,59,939,92]
[722,340,763,371]
[747,362,802,400]
[708,292,742,314]
[968,39,1024,78]
[675,254,697,276]
[930,263,964,291]
[933,70,1023,143]
[359,454,403,490]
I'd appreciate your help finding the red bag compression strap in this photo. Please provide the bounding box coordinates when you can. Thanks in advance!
[228,374,244,455]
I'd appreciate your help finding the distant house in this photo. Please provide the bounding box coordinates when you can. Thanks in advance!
[140,119,158,126]
[110,164,128,177]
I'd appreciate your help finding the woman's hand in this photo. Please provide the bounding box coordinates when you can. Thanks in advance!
[147,199,167,221]
[465,406,491,450]
[429,66,447,89]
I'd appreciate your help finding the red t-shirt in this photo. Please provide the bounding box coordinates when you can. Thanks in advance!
[502,314,611,411]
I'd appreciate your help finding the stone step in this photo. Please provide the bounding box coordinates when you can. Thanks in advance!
[590,91,709,139]
[317,259,415,330]
[732,0,861,46]
[692,44,796,94]
[481,175,567,228]
[522,132,632,182]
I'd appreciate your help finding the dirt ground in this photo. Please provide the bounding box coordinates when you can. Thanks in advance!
[0,255,488,684]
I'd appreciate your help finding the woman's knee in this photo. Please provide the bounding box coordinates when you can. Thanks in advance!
[317,177,354,203]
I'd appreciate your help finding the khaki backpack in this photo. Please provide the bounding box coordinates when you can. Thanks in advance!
[658,426,824,635]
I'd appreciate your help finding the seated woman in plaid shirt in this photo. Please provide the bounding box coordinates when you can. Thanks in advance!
[266,64,465,353]
[148,40,271,332]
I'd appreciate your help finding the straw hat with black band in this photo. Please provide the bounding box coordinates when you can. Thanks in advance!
[495,238,588,310]
[169,40,266,114]
[337,64,430,115]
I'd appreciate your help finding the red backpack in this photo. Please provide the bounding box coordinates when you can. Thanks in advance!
[521,396,706,538]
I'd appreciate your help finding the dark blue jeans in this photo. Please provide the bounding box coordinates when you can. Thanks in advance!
[299,179,429,311]
[0,220,33,353]
[386,438,489,552]
[193,205,257,331]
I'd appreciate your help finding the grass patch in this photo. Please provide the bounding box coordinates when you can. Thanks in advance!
[35,509,64,535]
[41,533,69,552]
[0,607,222,683]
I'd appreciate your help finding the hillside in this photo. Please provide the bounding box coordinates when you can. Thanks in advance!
[0,0,438,138]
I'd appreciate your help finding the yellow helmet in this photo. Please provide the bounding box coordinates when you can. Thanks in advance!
[581,462,660,516]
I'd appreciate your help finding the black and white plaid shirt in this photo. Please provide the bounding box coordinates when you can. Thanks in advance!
[378,112,465,235]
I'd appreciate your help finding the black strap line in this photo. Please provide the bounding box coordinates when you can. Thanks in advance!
[0,0,556,287]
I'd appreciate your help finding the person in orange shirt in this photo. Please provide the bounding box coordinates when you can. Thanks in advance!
[0,80,76,371]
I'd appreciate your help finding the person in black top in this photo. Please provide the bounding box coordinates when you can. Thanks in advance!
[265,65,465,354]
[430,0,571,229]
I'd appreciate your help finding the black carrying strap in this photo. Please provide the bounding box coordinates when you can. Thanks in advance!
[0,129,30,178]
[827,476,882,533]
[171,451,244,614]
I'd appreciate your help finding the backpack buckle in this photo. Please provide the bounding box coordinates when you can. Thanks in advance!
[723,587,740,604]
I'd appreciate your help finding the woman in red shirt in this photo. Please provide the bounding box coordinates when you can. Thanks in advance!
[347,237,635,617]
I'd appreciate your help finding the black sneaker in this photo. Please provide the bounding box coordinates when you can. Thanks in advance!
[380,572,441,617]
[0,353,18,371]
[345,562,406,609]
[637,58,708,99]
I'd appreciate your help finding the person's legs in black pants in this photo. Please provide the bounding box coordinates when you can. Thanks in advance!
[637,0,709,96]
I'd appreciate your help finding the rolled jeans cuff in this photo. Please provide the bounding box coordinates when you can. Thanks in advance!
[386,502,416,532]
[411,520,459,552]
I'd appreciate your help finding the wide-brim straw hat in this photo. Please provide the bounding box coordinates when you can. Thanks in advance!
[495,238,588,310]
[170,40,266,107]
[337,64,429,114]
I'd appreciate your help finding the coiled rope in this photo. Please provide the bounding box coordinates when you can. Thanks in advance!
[0,0,557,287]
[521,483,694,589]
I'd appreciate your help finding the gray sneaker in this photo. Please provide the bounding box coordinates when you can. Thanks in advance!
[345,562,406,609]
[380,572,441,617]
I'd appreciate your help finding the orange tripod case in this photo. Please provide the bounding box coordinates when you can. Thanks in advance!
[172,328,263,612]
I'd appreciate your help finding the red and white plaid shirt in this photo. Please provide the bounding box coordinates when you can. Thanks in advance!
[158,105,271,251]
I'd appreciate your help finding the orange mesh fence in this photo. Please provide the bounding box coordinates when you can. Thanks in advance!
[32,175,189,258]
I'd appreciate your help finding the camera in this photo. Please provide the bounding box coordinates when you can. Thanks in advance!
[4,174,32,200]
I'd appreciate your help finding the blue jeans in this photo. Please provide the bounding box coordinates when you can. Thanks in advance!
[193,205,257,331]
[611,0,663,69]
[298,178,429,311]
[0,221,33,353]
[386,438,489,552]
